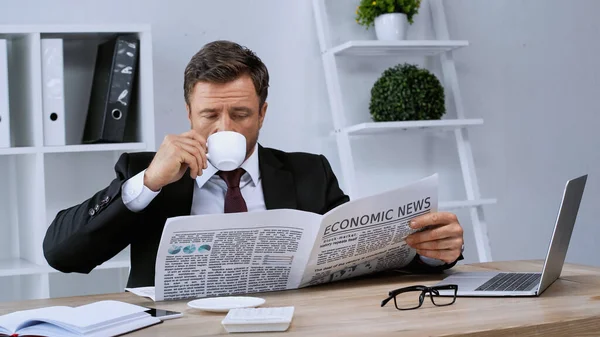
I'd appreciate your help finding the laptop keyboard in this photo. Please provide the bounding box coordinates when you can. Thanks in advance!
[475,273,541,292]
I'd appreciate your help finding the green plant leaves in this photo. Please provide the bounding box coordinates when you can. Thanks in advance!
[369,63,446,122]
[355,0,422,27]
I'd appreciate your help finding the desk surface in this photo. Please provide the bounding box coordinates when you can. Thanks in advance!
[2,260,600,336]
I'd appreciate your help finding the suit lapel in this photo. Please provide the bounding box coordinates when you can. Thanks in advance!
[259,145,298,210]
[167,171,195,217]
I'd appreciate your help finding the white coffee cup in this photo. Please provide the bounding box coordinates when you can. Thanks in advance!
[206,131,247,171]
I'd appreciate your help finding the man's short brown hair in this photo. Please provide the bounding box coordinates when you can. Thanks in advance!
[184,40,270,108]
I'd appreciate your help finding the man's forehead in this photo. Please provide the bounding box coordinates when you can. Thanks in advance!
[192,75,256,93]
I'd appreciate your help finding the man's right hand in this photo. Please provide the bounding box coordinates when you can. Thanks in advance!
[144,130,207,191]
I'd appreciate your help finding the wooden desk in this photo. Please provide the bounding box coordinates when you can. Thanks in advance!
[2,260,600,336]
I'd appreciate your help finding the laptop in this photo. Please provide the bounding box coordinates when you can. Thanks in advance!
[433,174,587,297]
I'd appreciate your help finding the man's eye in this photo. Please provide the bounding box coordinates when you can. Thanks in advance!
[233,113,249,119]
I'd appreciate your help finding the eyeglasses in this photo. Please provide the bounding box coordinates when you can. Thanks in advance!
[381,284,458,310]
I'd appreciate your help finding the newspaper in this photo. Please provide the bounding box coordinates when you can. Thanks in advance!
[127,174,437,301]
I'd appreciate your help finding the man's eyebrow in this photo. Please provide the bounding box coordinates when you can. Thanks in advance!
[198,108,219,114]
[230,106,253,113]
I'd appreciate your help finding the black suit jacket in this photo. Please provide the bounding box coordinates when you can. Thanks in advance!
[43,145,457,288]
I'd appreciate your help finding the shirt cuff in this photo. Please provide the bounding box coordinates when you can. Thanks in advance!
[121,169,161,212]
[418,255,447,267]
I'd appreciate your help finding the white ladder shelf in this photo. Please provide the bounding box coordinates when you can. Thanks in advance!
[312,0,494,262]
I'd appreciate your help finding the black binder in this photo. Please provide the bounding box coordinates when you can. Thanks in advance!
[83,35,139,143]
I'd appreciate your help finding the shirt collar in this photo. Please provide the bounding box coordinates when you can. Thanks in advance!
[195,143,260,189]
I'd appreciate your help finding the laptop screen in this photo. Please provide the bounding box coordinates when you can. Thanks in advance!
[537,174,587,294]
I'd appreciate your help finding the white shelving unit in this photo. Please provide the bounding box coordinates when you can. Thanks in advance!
[312,0,495,262]
[329,40,469,56]
[341,118,483,135]
[0,24,155,302]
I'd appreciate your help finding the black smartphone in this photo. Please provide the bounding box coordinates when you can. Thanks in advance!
[145,308,183,321]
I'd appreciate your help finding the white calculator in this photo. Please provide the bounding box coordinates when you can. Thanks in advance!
[221,306,295,333]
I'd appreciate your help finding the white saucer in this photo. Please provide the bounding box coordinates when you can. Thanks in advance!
[187,296,266,312]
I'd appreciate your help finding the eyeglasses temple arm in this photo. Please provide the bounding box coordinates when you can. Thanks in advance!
[381,295,394,307]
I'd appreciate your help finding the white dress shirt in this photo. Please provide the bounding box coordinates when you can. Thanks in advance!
[120,144,443,266]
[122,144,265,214]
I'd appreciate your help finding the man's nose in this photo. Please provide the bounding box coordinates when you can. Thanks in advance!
[214,115,233,132]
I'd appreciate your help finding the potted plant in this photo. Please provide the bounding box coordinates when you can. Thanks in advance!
[369,63,446,122]
[355,0,422,40]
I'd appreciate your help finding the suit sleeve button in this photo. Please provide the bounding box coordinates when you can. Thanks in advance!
[88,208,96,216]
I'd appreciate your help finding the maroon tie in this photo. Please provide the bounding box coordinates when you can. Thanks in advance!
[218,168,248,213]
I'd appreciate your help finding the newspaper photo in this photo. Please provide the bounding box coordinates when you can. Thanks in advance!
[128,174,438,301]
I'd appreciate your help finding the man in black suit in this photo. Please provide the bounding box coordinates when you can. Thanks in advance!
[43,40,464,288]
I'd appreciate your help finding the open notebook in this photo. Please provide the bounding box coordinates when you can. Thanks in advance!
[0,300,160,337]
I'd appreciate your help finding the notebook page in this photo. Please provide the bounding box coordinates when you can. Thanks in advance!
[0,306,72,334]
[85,315,160,337]
[56,301,150,330]
[15,322,79,337]
[16,314,160,337]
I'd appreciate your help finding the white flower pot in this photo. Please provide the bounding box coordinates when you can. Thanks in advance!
[374,13,409,40]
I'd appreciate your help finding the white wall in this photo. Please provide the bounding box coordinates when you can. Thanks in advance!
[444,0,600,266]
[0,0,598,276]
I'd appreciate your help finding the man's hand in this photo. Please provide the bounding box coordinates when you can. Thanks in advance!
[144,130,207,191]
[405,212,464,264]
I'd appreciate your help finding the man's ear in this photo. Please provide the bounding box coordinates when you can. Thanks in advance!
[258,102,268,129]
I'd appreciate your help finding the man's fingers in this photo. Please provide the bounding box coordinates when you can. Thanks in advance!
[178,147,200,178]
[182,129,207,148]
[405,212,463,264]
[177,143,204,177]
[179,131,208,170]
[409,212,458,230]
[416,249,459,264]
[179,132,207,152]
[412,238,463,250]
[177,137,207,169]
[406,224,459,245]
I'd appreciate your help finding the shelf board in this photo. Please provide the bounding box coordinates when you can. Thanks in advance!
[0,258,51,277]
[341,119,483,136]
[439,198,497,211]
[328,40,469,57]
[0,147,38,155]
[96,250,130,270]
[0,24,151,34]
[0,143,147,155]
[42,142,147,154]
